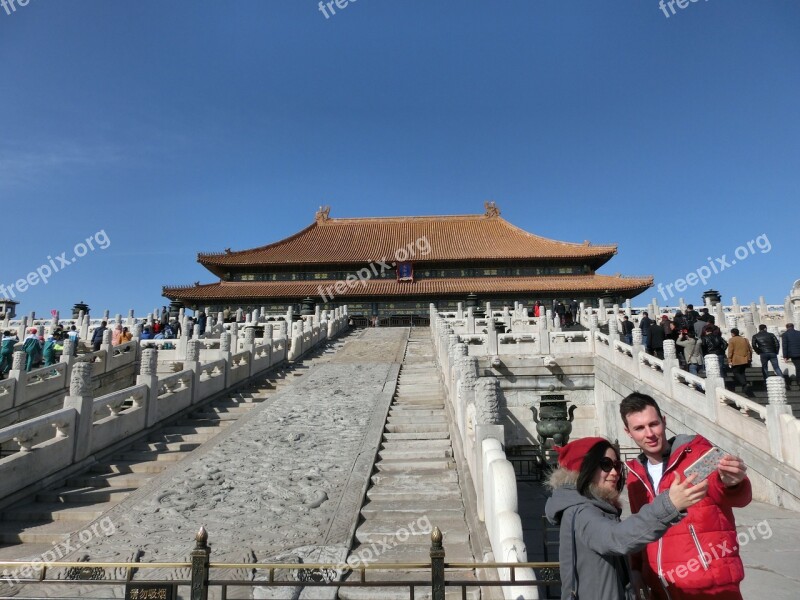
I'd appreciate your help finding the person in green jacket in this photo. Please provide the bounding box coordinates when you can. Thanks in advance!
[0,331,18,377]
[22,328,43,371]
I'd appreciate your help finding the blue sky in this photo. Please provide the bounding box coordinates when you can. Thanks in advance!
[1,0,797,317]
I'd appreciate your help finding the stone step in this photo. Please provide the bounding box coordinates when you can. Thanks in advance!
[115,449,187,462]
[382,432,450,441]
[92,460,168,475]
[131,440,201,453]
[384,424,449,434]
[380,439,452,451]
[0,519,80,545]
[188,411,243,421]
[386,415,447,425]
[355,522,470,546]
[159,424,229,435]
[36,486,134,504]
[378,448,453,461]
[370,470,459,486]
[2,501,117,523]
[145,433,214,444]
[366,486,462,502]
[391,397,444,406]
[66,472,153,488]
[361,500,464,516]
[375,457,455,472]
[0,541,57,561]
[388,407,445,416]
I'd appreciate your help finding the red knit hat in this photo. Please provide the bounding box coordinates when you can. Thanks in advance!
[555,437,608,471]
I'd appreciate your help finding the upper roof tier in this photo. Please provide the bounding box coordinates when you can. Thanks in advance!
[198,203,618,274]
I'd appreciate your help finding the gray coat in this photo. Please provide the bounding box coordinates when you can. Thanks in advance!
[545,474,683,600]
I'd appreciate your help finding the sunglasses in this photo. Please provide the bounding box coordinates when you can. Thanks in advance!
[599,457,625,473]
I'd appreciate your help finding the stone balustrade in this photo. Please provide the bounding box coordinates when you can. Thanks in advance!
[0,307,349,504]
[430,306,537,599]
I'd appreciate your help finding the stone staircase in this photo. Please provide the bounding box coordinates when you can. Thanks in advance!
[723,367,800,417]
[0,344,339,562]
[340,329,478,600]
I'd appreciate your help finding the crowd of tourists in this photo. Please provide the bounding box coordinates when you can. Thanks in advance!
[531,299,581,327]
[620,304,800,396]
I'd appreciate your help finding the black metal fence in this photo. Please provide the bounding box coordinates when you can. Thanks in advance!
[0,527,560,600]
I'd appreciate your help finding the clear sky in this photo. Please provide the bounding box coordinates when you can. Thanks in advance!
[1,0,797,317]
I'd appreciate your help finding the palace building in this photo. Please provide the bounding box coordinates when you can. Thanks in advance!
[162,203,652,325]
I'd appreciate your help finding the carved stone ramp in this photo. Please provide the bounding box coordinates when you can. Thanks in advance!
[340,329,479,600]
[0,340,343,563]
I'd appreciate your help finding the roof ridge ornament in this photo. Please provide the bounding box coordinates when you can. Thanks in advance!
[484,201,500,218]
[316,205,331,223]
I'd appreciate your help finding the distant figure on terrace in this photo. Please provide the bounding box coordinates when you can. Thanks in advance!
[676,330,703,376]
[621,315,634,345]
[91,321,107,351]
[121,327,133,343]
[43,332,61,367]
[751,324,782,381]
[727,328,753,396]
[111,324,124,346]
[638,311,652,349]
[569,299,579,324]
[533,300,542,318]
[647,320,665,359]
[701,325,727,375]
[140,326,153,340]
[782,323,800,390]
[0,330,18,378]
[23,328,43,371]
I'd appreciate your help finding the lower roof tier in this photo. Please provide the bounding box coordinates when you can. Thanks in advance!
[163,274,653,302]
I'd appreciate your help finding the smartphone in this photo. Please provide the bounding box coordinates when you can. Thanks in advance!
[683,447,726,483]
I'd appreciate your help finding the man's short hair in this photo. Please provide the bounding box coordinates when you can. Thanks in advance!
[687,304,694,309]
[620,392,663,427]
[787,323,795,330]
[731,328,740,335]
[759,324,767,331]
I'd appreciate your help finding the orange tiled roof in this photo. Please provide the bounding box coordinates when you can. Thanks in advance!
[163,274,652,302]
[198,206,617,270]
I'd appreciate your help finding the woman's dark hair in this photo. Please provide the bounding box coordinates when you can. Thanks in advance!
[576,440,625,497]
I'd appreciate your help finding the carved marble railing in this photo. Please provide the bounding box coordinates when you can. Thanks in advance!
[90,384,148,454]
[430,307,538,599]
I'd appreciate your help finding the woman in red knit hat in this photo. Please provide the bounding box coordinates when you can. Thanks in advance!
[545,437,708,600]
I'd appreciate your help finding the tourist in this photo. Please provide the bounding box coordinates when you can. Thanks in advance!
[23,328,43,371]
[67,325,79,356]
[781,323,800,390]
[684,304,700,329]
[700,325,727,375]
[727,328,753,395]
[111,324,124,346]
[91,321,107,351]
[699,307,715,326]
[751,324,782,381]
[621,315,634,345]
[197,311,207,335]
[676,330,702,376]
[639,311,652,349]
[0,330,18,377]
[555,301,566,326]
[620,393,750,600]
[42,332,60,367]
[647,320,665,359]
[672,310,689,332]
[121,327,133,343]
[569,299,579,324]
[533,300,542,318]
[170,319,182,338]
[545,436,707,600]
[140,326,153,340]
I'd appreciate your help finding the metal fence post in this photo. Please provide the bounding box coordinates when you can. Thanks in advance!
[430,526,445,600]
[190,526,210,600]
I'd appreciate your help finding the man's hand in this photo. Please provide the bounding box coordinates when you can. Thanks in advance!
[718,455,747,487]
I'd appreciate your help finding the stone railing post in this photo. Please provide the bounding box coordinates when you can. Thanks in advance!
[244,326,256,376]
[186,340,201,404]
[137,348,160,427]
[662,340,678,395]
[9,351,28,407]
[219,332,232,387]
[62,362,95,462]
[190,527,210,600]
[766,377,792,462]
[702,354,723,421]
[487,314,498,356]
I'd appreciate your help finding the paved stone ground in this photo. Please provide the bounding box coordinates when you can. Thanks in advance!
[5,328,408,599]
[519,479,800,600]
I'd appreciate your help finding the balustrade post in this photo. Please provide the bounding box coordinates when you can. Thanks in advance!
[766,377,793,462]
[8,351,27,408]
[186,340,201,404]
[190,527,210,600]
[487,314,498,356]
[137,348,160,428]
[702,354,723,422]
[662,340,678,396]
[430,527,445,600]
[63,362,95,462]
